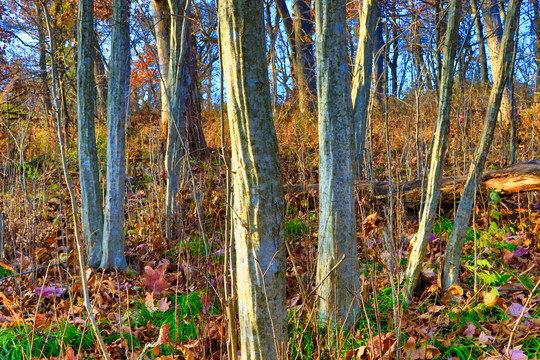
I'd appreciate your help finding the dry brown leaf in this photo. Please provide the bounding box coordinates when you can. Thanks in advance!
[144,260,170,293]
[482,290,498,307]
[362,212,383,237]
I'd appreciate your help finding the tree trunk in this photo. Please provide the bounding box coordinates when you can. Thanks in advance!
[150,0,171,139]
[101,0,130,270]
[94,34,108,122]
[164,0,189,240]
[471,0,489,85]
[351,0,376,179]
[442,0,521,290]
[315,0,360,330]
[404,0,461,304]
[77,0,104,268]
[218,0,286,358]
[482,0,518,164]
[294,0,316,113]
[533,0,540,100]
[372,8,385,107]
[183,17,209,159]
[275,0,317,114]
[36,6,53,116]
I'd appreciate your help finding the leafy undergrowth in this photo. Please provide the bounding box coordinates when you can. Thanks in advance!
[1,108,540,359]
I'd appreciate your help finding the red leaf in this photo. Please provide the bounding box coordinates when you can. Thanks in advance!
[144,260,170,293]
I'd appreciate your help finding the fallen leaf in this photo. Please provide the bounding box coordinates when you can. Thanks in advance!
[483,290,499,307]
[36,286,67,299]
[201,295,212,314]
[477,331,495,347]
[464,323,476,339]
[502,248,514,264]
[177,344,195,360]
[144,261,170,293]
[159,298,171,312]
[144,292,157,312]
[363,213,383,237]
[156,323,170,346]
[409,344,441,360]
[507,303,530,318]
[502,347,528,360]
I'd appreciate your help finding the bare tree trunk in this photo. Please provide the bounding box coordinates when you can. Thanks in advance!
[471,0,489,85]
[150,0,171,138]
[275,0,317,113]
[404,0,462,304]
[36,6,53,115]
[183,18,209,159]
[372,8,385,107]
[533,0,540,101]
[482,0,518,164]
[442,0,521,290]
[77,0,104,268]
[101,0,130,270]
[315,0,360,330]
[218,0,286,358]
[351,0,376,178]
[294,0,316,113]
[94,34,108,122]
[164,0,189,240]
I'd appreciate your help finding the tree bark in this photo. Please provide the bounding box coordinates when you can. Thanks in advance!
[164,0,189,240]
[471,0,489,85]
[101,0,130,270]
[294,0,316,113]
[77,0,104,268]
[315,0,360,330]
[533,0,540,100]
[150,0,171,138]
[372,7,385,107]
[351,0,376,179]
[404,0,461,304]
[482,0,518,164]
[94,34,108,122]
[218,0,286,358]
[442,0,522,291]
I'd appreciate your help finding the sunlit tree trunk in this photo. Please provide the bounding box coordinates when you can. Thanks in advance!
[351,0,376,179]
[315,0,360,330]
[101,0,130,270]
[150,0,171,138]
[482,0,518,164]
[218,0,286,358]
[442,0,521,290]
[404,0,461,304]
[77,0,104,268]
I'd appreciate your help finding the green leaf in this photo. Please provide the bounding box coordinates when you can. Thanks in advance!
[490,190,501,204]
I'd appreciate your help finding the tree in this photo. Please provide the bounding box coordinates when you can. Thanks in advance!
[442,0,521,290]
[77,0,104,268]
[100,0,130,270]
[481,0,518,164]
[404,0,462,304]
[218,0,286,357]
[470,0,489,85]
[351,0,376,178]
[315,0,360,329]
[275,0,317,113]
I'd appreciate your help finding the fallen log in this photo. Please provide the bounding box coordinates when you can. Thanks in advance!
[285,160,540,206]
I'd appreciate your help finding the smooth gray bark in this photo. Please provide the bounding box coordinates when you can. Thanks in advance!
[404,0,461,304]
[101,0,130,270]
[150,0,171,137]
[164,0,189,240]
[315,0,360,329]
[442,0,521,290]
[482,0,518,163]
[77,0,104,268]
[351,0,376,179]
[219,0,287,358]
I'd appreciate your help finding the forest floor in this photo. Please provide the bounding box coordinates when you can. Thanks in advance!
[1,98,540,359]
